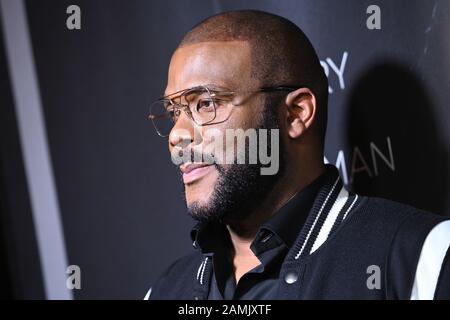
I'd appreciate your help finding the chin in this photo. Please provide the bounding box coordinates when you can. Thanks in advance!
[184,178,219,222]
[184,170,218,202]
[185,189,211,209]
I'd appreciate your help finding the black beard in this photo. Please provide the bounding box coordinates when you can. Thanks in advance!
[185,98,285,224]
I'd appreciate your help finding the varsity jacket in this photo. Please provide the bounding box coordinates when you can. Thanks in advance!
[146,165,450,300]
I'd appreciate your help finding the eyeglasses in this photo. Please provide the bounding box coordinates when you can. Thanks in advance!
[148,84,299,137]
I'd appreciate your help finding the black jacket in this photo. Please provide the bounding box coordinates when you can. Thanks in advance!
[146,165,450,300]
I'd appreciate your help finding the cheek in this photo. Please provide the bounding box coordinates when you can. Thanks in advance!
[219,104,262,130]
[198,103,264,162]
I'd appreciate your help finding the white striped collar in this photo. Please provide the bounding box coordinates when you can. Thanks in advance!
[289,165,360,259]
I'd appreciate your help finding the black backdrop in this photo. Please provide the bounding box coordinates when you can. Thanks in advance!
[0,0,449,299]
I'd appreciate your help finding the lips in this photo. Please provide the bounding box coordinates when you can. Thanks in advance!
[180,163,214,184]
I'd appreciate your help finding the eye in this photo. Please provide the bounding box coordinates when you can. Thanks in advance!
[167,105,181,123]
[195,99,215,113]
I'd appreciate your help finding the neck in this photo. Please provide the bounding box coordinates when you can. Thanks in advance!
[226,161,326,258]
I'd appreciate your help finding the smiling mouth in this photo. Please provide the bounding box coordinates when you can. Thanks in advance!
[180,163,215,185]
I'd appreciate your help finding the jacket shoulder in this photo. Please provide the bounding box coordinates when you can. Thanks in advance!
[360,196,449,299]
[357,195,446,226]
[356,196,447,254]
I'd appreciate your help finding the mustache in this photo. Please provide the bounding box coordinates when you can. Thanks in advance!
[171,147,216,165]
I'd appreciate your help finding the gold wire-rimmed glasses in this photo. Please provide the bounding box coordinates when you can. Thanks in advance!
[148,84,299,137]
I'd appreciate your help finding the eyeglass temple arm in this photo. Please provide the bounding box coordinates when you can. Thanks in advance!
[258,86,301,92]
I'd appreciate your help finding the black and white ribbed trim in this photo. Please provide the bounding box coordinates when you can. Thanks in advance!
[294,175,360,259]
[410,220,450,299]
[196,257,209,285]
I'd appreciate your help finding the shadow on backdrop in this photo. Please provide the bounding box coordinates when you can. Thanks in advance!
[346,61,449,216]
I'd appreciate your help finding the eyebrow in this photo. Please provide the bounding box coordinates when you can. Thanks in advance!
[162,84,232,99]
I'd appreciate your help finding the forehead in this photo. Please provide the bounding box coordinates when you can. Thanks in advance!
[166,41,253,95]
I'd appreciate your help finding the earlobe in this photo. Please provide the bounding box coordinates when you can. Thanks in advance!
[285,88,316,139]
[287,117,306,139]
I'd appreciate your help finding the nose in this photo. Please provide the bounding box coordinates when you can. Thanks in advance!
[168,112,196,152]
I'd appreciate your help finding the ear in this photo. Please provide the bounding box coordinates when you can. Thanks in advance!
[284,87,317,139]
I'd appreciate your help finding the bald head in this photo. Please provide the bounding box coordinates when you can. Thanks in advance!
[178,10,328,149]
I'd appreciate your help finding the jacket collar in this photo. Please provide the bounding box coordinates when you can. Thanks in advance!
[288,165,360,260]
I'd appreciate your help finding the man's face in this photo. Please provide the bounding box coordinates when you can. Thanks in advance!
[166,41,283,222]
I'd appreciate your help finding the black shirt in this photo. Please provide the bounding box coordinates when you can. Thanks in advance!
[190,167,332,300]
